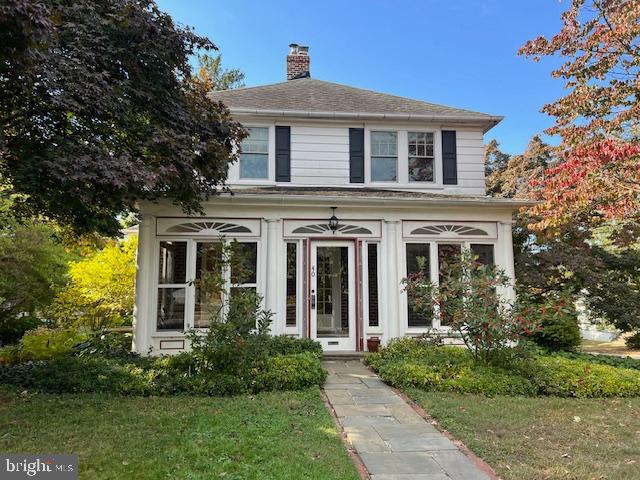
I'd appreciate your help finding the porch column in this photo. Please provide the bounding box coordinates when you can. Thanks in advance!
[384,220,401,342]
[264,218,281,333]
[499,220,516,303]
[133,213,155,354]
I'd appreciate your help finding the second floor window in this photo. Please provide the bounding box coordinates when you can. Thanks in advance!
[371,131,397,182]
[240,127,269,179]
[408,132,435,182]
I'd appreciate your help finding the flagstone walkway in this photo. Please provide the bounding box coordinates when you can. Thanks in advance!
[323,360,493,480]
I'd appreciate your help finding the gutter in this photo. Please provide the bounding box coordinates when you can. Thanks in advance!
[229,108,503,133]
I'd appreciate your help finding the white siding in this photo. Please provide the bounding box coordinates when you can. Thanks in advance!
[290,126,351,185]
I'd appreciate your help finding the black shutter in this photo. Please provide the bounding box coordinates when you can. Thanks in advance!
[442,130,458,185]
[349,128,365,183]
[275,126,291,182]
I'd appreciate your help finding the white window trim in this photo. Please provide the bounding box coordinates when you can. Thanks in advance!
[152,237,262,335]
[283,239,303,335]
[401,239,498,334]
[229,124,276,184]
[363,241,383,335]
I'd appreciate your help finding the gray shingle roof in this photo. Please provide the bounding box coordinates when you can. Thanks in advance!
[209,78,501,125]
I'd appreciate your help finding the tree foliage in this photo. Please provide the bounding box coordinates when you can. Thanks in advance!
[196,53,245,91]
[51,235,138,331]
[0,0,245,236]
[517,0,640,231]
[0,193,70,344]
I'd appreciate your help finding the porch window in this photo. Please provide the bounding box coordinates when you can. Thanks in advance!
[471,243,495,266]
[405,243,431,327]
[437,244,463,326]
[408,132,435,182]
[157,241,188,331]
[194,242,224,328]
[371,131,397,181]
[286,242,297,327]
[367,243,379,327]
[240,127,269,179]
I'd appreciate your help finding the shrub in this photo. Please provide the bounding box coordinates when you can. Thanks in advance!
[258,335,323,357]
[255,352,327,392]
[527,293,581,351]
[402,250,540,364]
[19,327,87,361]
[73,331,136,358]
[551,350,640,370]
[367,338,640,398]
[625,332,640,350]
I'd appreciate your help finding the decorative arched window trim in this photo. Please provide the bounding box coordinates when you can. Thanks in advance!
[410,224,489,236]
[292,223,373,235]
[156,218,261,237]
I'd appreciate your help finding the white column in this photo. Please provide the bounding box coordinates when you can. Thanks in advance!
[499,220,516,303]
[132,213,155,354]
[384,220,401,342]
[264,218,280,334]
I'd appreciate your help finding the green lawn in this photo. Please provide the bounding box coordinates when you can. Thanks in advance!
[408,389,640,480]
[0,388,359,480]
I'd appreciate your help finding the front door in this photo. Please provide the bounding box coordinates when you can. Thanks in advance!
[310,241,356,351]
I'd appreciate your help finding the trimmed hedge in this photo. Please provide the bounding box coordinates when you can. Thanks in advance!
[366,338,640,398]
[0,351,326,396]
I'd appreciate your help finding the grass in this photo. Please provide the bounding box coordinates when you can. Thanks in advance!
[408,389,640,480]
[0,387,359,480]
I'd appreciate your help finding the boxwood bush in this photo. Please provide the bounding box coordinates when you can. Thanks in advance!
[366,338,640,398]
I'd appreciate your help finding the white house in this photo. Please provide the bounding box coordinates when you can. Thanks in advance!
[132,44,529,354]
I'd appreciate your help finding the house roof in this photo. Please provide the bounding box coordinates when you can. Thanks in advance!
[209,78,502,131]
[215,186,534,209]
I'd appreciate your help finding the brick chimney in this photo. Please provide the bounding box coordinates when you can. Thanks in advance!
[286,44,310,80]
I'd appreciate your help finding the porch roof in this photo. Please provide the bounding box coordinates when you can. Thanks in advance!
[220,186,535,209]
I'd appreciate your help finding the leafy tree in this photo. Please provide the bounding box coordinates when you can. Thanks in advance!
[519,0,640,231]
[0,0,244,236]
[0,194,70,344]
[51,235,138,331]
[196,53,245,91]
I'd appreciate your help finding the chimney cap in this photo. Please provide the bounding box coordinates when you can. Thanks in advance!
[289,43,299,53]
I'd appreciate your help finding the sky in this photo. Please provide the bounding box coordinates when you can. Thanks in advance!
[156,0,568,154]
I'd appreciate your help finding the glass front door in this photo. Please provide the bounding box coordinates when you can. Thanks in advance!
[310,241,356,351]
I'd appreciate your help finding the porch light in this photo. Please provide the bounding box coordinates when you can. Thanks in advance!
[328,207,339,232]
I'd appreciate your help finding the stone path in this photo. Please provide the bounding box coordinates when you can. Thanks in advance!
[323,360,492,480]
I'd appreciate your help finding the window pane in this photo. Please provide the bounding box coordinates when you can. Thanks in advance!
[158,241,187,284]
[231,242,258,284]
[471,244,495,267]
[194,243,223,329]
[405,243,431,327]
[286,242,297,327]
[367,243,379,327]
[240,153,268,179]
[438,244,463,326]
[157,287,185,330]
[371,157,397,181]
[409,157,434,182]
[241,127,268,153]
[371,131,397,156]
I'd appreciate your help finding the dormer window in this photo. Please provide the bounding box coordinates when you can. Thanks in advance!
[370,131,397,182]
[240,127,269,179]
[408,132,435,182]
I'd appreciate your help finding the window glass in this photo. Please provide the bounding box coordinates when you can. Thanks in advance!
[286,242,297,327]
[371,131,397,181]
[408,131,435,182]
[405,243,431,327]
[438,244,463,326]
[231,242,258,285]
[367,243,379,327]
[158,241,187,284]
[157,287,186,331]
[471,244,495,267]
[194,242,223,328]
[240,127,268,179]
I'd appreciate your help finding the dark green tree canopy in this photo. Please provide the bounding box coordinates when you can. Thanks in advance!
[0,0,244,235]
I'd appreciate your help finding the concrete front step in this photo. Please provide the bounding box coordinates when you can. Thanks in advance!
[322,351,366,361]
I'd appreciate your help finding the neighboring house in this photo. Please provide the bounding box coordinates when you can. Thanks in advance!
[133,44,529,354]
